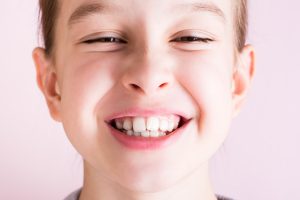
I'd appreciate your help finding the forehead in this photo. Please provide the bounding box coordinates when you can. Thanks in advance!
[58,0,233,26]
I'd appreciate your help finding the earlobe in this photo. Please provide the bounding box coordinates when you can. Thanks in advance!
[231,45,256,118]
[32,47,62,121]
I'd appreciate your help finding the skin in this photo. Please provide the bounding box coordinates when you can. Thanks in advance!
[33,0,255,199]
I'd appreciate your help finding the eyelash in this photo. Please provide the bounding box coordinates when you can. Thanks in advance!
[170,36,214,43]
[83,37,127,44]
[83,36,214,44]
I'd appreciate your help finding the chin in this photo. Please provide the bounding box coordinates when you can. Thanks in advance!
[114,164,188,193]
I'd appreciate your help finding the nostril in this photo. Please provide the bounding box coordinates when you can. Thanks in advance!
[128,82,169,93]
[159,82,168,88]
[130,83,141,90]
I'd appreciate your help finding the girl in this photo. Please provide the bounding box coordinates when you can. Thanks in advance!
[33,0,255,199]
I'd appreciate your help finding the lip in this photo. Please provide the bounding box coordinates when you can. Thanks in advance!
[104,107,193,150]
[104,107,191,123]
[106,118,192,150]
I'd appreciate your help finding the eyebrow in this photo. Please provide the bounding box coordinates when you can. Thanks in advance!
[68,2,110,26]
[173,2,226,23]
[68,1,226,26]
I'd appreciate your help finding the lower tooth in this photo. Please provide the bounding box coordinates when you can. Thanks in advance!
[159,132,166,136]
[150,131,159,137]
[126,130,133,136]
[133,131,141,136]
[122,130,169,137]
[141,131,150,137]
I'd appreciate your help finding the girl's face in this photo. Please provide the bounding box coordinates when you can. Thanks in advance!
[34,0,254,193]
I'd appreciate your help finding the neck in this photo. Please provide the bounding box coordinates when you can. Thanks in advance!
[79,160,217,200]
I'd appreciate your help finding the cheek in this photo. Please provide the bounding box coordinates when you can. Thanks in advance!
[58,54,121,151]
[176,52,233,143]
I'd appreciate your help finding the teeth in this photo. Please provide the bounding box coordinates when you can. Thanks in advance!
[113,115,181,137]
[133,131,141,137]
[150,131,160,137]
[167,120,175,132]
[174,118,179,129]
[159,117,169,131]
[123,118,132,130]
[116,120,123,129]
[159,132,166,137]
[146,117,160,131]
[126,130,165,138]
[141,131,150,137]
[126,130,133,136]
[133,117,146,132]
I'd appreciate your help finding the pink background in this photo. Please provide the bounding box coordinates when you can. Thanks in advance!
[0,0,299,199]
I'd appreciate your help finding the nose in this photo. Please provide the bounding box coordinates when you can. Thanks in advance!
[121,51,174,96]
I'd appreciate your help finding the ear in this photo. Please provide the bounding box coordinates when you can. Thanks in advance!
[32,47,62,121]
[231,45,256,118]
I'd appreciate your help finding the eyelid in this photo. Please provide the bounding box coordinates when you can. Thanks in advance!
[170,36,214,43]
[169,29,217,41]
[78,31,128,44]
[83,36,127,44]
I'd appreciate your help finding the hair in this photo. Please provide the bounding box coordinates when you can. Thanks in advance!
[38,0,59,56]
[234,0,248,53]
[38,0,248,56]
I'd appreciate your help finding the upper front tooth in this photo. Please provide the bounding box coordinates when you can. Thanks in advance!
[159,117,169,131]
[133,117,146,132]
[115,115,181,133]
[146,117,160,131]
[123,118,132,130]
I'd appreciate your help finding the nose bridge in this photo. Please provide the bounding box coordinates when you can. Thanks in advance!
[121,45,174,96]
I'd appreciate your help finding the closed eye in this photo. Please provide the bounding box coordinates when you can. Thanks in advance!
[170,36,214,43]
[83,37,127,44]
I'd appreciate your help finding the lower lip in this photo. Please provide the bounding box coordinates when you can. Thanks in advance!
[106,120,192,150]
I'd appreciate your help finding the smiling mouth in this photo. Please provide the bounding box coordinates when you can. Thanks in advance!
[107,115,189,138]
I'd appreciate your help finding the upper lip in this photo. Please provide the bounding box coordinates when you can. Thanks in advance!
[104,107,191,123]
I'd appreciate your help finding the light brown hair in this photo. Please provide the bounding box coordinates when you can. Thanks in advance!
[38,0,248,56]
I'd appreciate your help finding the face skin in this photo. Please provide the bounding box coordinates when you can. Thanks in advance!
[33,0,255,199]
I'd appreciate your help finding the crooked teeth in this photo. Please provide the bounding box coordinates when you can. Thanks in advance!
[113,115,181,137]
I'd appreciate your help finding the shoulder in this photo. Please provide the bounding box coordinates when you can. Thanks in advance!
[63,188,81,200]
